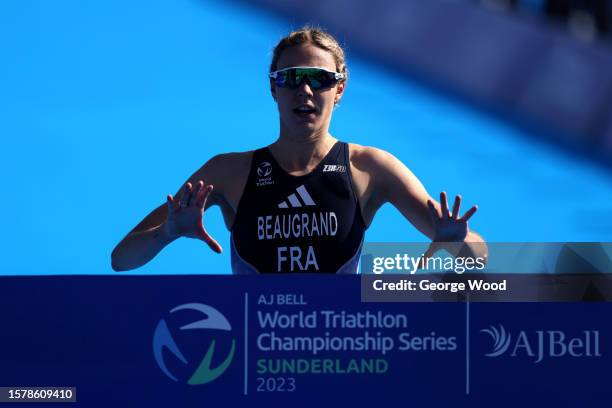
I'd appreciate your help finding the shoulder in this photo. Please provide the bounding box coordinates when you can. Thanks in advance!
[348,143,399,173]
[187,150,255,195]
[195,150,254,178]
[347,142,422,196]
[347,143,400,196]
[207,150,254,170]
[186,150,257,214]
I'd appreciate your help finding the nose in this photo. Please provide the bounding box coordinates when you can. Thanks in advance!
[296,77,314,97]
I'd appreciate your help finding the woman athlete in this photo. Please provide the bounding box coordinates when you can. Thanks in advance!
[111,28,487,274]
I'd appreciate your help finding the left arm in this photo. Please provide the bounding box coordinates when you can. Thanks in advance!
[350,145,487,261]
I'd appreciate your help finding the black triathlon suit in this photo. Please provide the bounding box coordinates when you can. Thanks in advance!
[230,141,366,274]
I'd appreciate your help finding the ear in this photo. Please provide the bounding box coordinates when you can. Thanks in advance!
[334,80,346,105]
[270,79,277,102]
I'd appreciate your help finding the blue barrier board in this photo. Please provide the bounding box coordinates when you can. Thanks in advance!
[0,276,609,407]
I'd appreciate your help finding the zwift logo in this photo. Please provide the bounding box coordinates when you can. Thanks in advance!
[480,324,601,363]
[153,303,236,385]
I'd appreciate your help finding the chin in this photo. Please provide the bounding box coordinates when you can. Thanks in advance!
[290,125,323,140]
[280,115,325,138]
[287,117,315,128]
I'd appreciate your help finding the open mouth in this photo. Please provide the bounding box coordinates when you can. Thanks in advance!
[293,105,317,116]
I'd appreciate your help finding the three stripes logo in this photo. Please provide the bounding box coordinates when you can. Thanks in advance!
[278,185,316,208]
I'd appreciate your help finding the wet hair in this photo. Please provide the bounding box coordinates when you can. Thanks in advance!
[270,26,348,80]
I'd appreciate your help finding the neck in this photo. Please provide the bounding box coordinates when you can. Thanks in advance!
[270,129,337,173]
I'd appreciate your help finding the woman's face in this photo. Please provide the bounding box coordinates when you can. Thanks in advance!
[271,43,345,140]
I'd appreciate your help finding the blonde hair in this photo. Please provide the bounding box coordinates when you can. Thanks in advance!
[270,26,348,80]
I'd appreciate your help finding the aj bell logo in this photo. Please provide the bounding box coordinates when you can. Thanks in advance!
[153,303,235,385]
[256,162,274,187]
[480,324,601,364]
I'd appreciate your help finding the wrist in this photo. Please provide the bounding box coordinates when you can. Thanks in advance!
[157,222,178,244]
[462,229,475,243]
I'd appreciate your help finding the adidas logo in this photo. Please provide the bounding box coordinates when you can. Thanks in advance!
[278,185,316,208]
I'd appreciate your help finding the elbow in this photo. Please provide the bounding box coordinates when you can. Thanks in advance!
[111,259,125,272]
[111,247,129,272]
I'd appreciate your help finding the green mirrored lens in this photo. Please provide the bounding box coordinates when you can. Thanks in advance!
[278,68,335,89]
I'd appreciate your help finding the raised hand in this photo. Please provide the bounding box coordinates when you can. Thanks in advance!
[427,192,477,243]
[164,180,222,253]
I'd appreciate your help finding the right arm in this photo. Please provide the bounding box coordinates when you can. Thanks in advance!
[111,155,228,272]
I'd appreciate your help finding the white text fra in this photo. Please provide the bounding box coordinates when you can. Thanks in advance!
[277,246,319,271]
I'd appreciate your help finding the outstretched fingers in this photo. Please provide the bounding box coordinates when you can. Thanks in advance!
[452,195,461,220]
[166,194,176,214]
[195,183,213,209]
[192,180,204,201]
[440,191,450,218]
[460,205,478,222]
[178,182,193,208]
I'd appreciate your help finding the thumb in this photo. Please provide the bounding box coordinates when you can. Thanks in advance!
[198,227,223,254]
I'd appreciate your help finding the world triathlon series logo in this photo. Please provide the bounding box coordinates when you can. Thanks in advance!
[153,303,236,385]
[257,162,272,177]
[256,162,274,187]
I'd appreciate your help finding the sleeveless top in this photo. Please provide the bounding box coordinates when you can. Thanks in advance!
[230,141,366,274]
